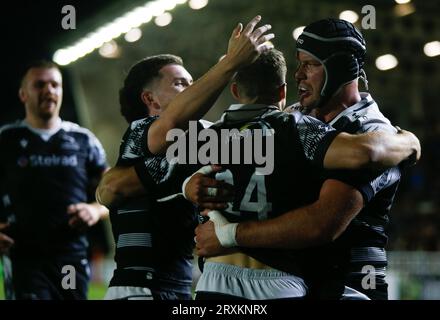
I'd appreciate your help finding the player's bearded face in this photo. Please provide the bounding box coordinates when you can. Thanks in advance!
[152,64,193,111]
[295,52,324,109]
[21,68,63,120]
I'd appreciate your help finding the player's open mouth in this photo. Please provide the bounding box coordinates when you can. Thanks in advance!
[42,98,57,105]
[298,85,311,99]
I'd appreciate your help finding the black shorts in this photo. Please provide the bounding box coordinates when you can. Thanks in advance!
[7,255,90,300]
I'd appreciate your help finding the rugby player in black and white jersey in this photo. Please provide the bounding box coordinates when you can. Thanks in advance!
[101,54,198,300]
[187,47,419,300]
[191,19,418,300]
[0,60,108,299]
[97,17,419,300]
[101,49,418,301]
[97,16,277,300]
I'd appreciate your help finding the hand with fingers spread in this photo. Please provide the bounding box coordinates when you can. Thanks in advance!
[67,203,102,231]
[0,222,14,254]
[183,165,235,210]
[225,15,275,69]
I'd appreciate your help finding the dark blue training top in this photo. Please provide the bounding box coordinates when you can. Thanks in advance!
[0,119,107,258]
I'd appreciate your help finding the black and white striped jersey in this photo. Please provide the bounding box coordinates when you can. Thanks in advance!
[0,119,107,258]
[328,93,399,248]
[297,93,401,300]
[328,93,400,299]
[108,116,197,294]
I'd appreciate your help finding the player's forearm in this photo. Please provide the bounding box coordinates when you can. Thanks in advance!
[324,132,373,170]
[235,207,327,249]
[96,166,146,207]
[324,130,420,170]
[236,180,363,249]
[147,57,238,155]
[95,182,123,208]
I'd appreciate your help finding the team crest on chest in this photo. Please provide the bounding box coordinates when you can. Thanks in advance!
[20,138,28,149]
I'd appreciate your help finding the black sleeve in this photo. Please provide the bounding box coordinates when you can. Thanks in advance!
[328,113,401,203]
[294,113,340,167]
[134,160,198,199]
[117,116,158,165]
[133,120,206,198]
[325,166,401,204]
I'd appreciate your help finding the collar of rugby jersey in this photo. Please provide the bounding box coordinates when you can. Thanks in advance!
[328,93,378,126]
[219,104,279,123]
[22,118,62,141]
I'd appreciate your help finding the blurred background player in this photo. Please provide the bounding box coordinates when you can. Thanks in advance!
[0,60,108,300]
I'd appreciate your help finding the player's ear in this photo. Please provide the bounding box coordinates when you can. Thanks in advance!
[18,87,27,103]
[230,82,240,100]
[141,90,160,115]
[278,83,287,101]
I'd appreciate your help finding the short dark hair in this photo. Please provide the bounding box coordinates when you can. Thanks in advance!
[234,49,286,104]
[20,60,61,87]
[119,54,183,123]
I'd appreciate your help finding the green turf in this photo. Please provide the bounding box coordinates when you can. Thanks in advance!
[87,282,107,300]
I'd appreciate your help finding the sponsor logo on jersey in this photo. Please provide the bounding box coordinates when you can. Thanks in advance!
[17,154,78,167]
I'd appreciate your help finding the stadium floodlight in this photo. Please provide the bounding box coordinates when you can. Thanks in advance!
[189,0,208,10]
[424,41,440,57]
[53,0,191,66]
[99,41,120,58]
[155,12,173,27]
[375,54,398,71]
[124,28,143,43]
[339,10,359,24]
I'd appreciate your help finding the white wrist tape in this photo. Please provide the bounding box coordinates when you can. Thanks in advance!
[207,210,238,248]
[182,165,215,200]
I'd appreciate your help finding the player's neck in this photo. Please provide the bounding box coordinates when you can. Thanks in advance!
[315,84,361,123]
[25,114,61,130]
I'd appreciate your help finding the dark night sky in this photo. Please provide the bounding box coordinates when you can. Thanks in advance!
[3,0,112,124]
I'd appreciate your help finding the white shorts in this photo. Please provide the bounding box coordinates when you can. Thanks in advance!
[341,286,371,300]
[195,262,307,300]
[104,286,153,300]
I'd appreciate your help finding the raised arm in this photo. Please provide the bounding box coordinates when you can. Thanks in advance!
[147,16,274,154]
[324,129,421,170]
